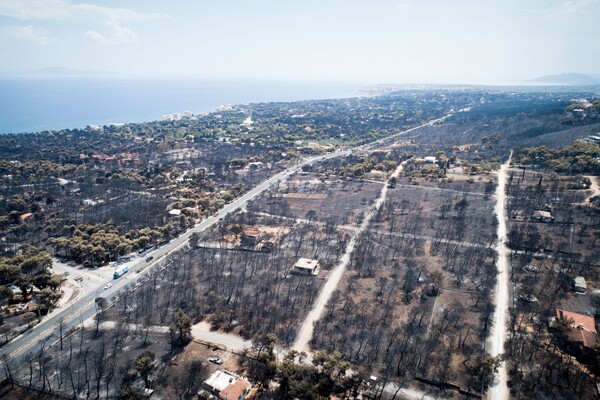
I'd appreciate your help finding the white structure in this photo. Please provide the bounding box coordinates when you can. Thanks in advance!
[293,258,320,276]
[424,156,437,164]
[531,210,554,223]
[198,370,251,400]
[241,116,253,127]
[574,276,587,294]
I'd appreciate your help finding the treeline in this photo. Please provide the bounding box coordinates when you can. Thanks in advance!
[46,221,192,267]
[0,246,59,308]
[515,140,600,174]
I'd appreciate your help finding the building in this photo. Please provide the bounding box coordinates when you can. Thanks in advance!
[531,210,554,223]
[197,370,252,400]
[574,276,587,294]
[293,258,320,275]
[555,309,598,356]
[424,156,437,164]
[240,227,263,246]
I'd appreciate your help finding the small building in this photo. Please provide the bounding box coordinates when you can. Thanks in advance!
[293,258,320,276]
[241,227,263,246]
[531,210,554,223]
[168,208,182,216]
[424,156,437,164]
[19,212,33,221]
[555,309,598,356]
[574,276,587,294]
[198,370,252,400]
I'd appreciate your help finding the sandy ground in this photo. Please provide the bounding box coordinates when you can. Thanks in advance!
[191,322,251,352]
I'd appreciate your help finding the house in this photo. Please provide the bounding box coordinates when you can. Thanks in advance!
[424,156,437,164]
[293,258,320,276]
[19,212,33,221]
[241,227,263,246]
[555,309,598,356]
[531,210,554,223]
[574,276,587,294]
[197,370,252,400]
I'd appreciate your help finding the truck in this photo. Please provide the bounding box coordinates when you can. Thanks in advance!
[113,265,128,279]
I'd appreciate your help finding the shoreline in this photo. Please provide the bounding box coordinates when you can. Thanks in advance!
[0,77,362,135]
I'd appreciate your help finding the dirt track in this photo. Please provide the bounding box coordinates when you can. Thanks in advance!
[488,152,512,400]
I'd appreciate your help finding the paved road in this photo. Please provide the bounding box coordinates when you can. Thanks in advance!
[487,151,512,400]
[0,114,451,375]
[0,146,345,368]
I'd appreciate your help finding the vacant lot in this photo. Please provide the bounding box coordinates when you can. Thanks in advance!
[256,172,383,225]
[312,178,498,395]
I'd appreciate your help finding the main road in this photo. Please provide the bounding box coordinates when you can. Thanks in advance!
[0,113,452,372]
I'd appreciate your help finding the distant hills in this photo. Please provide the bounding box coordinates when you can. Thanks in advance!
[529,73,600,86]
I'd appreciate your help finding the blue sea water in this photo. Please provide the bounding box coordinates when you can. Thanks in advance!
[0,77,361,134]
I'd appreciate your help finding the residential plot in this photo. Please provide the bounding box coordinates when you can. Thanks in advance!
[312,180,498,395]
[255,172,383,225]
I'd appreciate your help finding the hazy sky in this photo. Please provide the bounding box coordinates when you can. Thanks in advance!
[0,0,598,84]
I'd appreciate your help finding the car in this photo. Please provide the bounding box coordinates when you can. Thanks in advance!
[213,212,219,217]
[207,357,223,365]
[74,276,83,282]
[146,256,154,262]
[104,283,113,290]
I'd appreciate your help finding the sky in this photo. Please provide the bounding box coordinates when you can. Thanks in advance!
[0,0,599,85]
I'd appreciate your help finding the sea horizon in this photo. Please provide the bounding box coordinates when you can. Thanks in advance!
[0,76,363,135]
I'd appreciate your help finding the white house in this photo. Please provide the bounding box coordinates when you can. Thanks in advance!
[293,258,320,276]
[198,370,252,400]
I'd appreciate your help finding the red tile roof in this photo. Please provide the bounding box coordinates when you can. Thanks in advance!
[557,309,598,348]
[219,377,251,400]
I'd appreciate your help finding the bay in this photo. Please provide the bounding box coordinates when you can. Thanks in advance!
[0,76,360,134]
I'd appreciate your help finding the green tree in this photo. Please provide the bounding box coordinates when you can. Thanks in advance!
[171,309,192,345]
[134,351,155,388]
[480,354,502,389]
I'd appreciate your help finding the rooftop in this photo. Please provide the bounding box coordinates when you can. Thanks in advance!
[294,258,319,270]
[556,309,598,348]
[205,370,238,392]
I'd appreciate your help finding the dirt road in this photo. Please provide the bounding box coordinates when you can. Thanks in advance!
[292,163,404,353]
[584,175,600,204]
[488,152,512,400]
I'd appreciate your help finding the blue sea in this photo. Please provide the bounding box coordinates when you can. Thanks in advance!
[0,77,361,134]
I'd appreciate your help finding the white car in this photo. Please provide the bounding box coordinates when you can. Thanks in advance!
[104,283,113,290]
[208,357,223,365]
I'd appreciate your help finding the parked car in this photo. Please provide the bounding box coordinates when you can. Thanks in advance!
[208,357,223,365]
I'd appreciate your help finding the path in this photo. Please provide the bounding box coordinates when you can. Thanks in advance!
[292,162,405,353]
[584,175,600,204]
[487,151,512,400]
[191,322,252,352]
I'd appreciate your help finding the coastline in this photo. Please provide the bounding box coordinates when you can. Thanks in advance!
[0,77,362,135]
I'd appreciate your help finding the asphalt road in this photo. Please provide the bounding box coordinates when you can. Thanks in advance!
[0,114,451,373]
[0,152,332,369]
